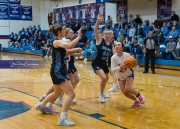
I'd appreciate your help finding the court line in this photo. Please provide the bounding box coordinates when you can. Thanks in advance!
[0,86,128,129]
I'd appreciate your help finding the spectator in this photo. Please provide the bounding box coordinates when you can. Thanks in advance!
[36,24,41,33]
[143,31,159,74]
[44,41,52,59]
[130,41,144,67]
[128,14,134,25]
[116,32,124,43]
[123,37,131,53]
[135,24,144,38]
[44,31,50,42]
[83,40,91,62]
[154,26,165,44]
[74,22,81,32]
[86,23,92,31]
[21,28,26,39]
[105,15,112,29]
[150,23,155,32]
[162,36,176,59]
[165,26,179,45]
[116,16,121,29]
[161,22,168,36]
[81,23,87,33]
[174,35,180,60]
[153,16,163,28]
[129,24,136,38]
[169,11,179,26]
[123,24,129,37]
[8,32,14,47]
[134,14,142,25]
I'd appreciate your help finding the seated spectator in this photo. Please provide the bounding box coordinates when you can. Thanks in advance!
[123,24,129,37]
[123,37,131,53]
[105,15,112,29]
[165,26,179,45]
[168,11,179,27]
[134,14,142,25]
[22,38,28,46]
[137,35,144,45]
[173,35,180,60]
[153,16,163,28]
[8,32,14,47]
[44,41,52,59]
[123,15,128,29]
[116,32,124,43]
[21,28,26,39]
[129,37,137,54]
[25,28,30,40]
[44,31,50,42]
[135,24,144,38]
[86,23,92,31]
[130,41,144,67]
[161,22,168,36]
[32,25,37,34]
[129,24,136,39]
[150,23,155,32]
[83,40,95,62]
[116,16,121,30]
[154,26,165,44]
[128,14,134,26]
[74,22,81,32]
[162,36,176,59]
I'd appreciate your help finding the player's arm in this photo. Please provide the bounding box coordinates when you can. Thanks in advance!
[94,13,103,45]
[111,56,120,72]
[66,48,82,56]
[54,28,82,49]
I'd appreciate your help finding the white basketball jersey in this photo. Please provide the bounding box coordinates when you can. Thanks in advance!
[111,52,132,80]
[99,7,103,13]
[82,9,86,19]
[90,9,95,18]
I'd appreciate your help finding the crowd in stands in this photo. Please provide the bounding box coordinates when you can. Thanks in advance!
[8,11,180,63]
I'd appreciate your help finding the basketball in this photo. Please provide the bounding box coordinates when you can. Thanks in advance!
[124,56,137,68]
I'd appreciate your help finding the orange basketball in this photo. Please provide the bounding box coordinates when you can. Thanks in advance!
[124,56,137,68]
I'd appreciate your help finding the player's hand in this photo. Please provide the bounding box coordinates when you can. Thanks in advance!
[97,13,103,20]
[77,28,82,37]
[155,51,157,55]
[120,64,127,69]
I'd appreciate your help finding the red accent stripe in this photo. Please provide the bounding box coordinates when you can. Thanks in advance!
[21,101,32,108]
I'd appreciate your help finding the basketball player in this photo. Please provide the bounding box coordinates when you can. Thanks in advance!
[56,28,82,105]
[107,31,120,92]
[111,42,145,107]
[91,13,114,103]
[34,24,82,126]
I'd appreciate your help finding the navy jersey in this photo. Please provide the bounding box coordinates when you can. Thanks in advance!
[92,38,112,63]
[68,56,75,65]
[50,38,67,75]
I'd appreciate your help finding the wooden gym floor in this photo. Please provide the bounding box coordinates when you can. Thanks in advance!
[0,52,180,129]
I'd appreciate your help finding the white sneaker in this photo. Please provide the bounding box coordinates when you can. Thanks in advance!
[44,106,59,114]
[98,92,110,98]
[84,58,87,63]
[57,118,75,126]
[78,74,81,79]
[34,104,44,113]
[56,96,63,106]
[98,93,105,103]
[72,99,77,104]
[136,65,140,68]
[117,85,120,89]
[44,56,48,59]
[49,56,52,59]
[108,86,118,92]
[38,96,46,102]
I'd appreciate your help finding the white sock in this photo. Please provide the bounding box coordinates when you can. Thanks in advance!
[136,98,140,102]
[40,101,46,107]
[43,94,47,98]
[113,83,118,87]
[60,112,67,120]
[46,102,52,108]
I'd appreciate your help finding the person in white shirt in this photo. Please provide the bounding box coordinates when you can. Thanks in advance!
[111,42,145,107]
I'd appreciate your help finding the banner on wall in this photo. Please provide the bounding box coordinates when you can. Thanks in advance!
[9,0,21,4]
[9,4,21,20]
[0,0,8,3]
[66,6,73,22]
[87,3,97,24]
[157,0,172,21]
[21,5,32,21]
[73,5,80,21]
[0,4,9,19]
[117,0,128,21]
[96,2,105,24]
[79,4,88,24]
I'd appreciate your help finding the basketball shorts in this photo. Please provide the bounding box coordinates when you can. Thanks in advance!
[128,69,134,79]
[68,63,77,74]
[50,71,70,85]
[91,61,109,74]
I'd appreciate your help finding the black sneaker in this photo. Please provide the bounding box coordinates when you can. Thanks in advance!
[143,71,148,73]
[152,71,155,74]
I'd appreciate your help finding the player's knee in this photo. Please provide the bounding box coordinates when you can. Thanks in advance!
[125,87,131,93]
[101,76,107,82]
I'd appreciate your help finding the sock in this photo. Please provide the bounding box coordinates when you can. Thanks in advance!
[40,101,46,107]
[46,102,52,108]
[136,93,140,98]
[43,94,47,98]
[60,112,67,120]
